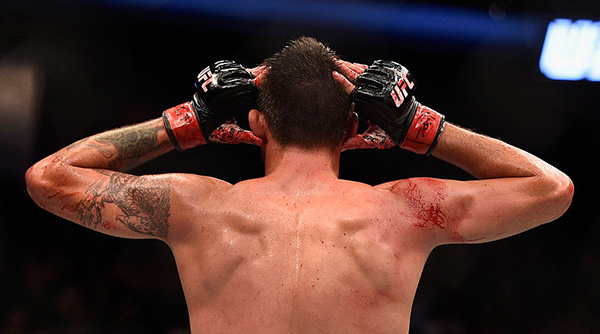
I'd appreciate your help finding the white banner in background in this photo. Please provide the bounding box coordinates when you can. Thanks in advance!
[540,19,600,81]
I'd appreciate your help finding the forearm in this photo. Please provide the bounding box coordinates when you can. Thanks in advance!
[51,118,174,172]
[432,123,562,180]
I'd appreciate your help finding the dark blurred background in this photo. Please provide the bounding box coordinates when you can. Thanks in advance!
[1,0,598,333]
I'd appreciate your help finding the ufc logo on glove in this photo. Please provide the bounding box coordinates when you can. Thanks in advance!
[197,67,213,93]
[391,75,415,107]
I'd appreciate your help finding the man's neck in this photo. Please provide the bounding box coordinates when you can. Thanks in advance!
[263,143,341,183]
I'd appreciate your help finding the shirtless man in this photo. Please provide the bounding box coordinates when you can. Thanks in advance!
[25,37,573,333]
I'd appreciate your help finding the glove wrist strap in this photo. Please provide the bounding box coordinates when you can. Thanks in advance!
[399,104,445,155]
[162,102,207,151]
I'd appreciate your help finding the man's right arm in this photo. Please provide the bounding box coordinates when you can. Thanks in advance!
[25,60,262,242]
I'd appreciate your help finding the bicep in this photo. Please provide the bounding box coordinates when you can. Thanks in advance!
[444,177,562,244]
[28,158,230,241]
[386,177,558,246]
[29,164,174,240]
[77,170,174,239]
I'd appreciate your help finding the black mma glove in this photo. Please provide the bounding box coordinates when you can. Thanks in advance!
[351,60,445,155]
[162,60,258,151]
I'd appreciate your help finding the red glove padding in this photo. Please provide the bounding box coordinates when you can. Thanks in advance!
[208,119,263,146]
[342,123,396,151]
[162,102,262,149]
[162,102,206,151]
[399,104,445,155]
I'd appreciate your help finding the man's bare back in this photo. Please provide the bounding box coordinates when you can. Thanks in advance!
[171,172,434,333]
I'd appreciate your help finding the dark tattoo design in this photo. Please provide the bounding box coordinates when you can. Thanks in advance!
[91,122,166,170]
[76,171,171,238]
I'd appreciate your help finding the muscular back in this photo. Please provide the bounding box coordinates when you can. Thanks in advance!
[25,114,573,333]
[168,176,434,334]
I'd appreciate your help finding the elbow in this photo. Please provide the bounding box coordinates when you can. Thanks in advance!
[25,158,62,209]
[557,174,574,216]
[25,161,48,207]
[544,171,574,222]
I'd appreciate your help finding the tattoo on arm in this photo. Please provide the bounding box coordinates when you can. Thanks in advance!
[89,121,170,170]
[76,171,172,238]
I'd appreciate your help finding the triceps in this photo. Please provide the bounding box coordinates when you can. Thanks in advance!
[75,170,172,239]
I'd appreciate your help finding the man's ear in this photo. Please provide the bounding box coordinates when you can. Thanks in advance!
[345,112,359,141]
[248,109,268,140]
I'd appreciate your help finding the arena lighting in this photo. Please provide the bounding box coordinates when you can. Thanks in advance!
[101,0,539,46]
[539,19,600,81]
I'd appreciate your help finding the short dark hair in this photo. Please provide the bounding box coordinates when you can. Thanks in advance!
[258,37,352,149]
